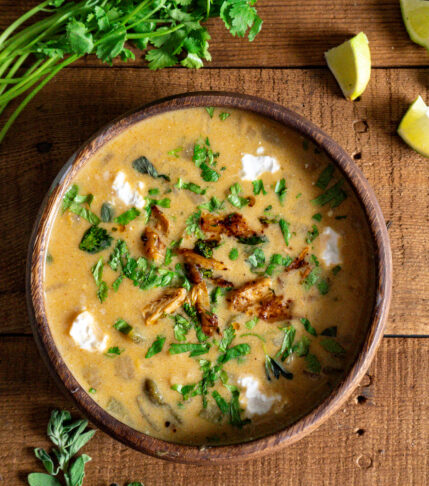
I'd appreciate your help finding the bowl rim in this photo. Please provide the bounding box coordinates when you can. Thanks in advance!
[26,91,392,464]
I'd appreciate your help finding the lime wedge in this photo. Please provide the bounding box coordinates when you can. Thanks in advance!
[325,32,371,101]
[400,0,429,50]
[398,96,429,157]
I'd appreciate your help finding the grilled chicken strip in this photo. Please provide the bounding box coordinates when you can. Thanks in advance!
[151,206,169,235]
[141,227,165,261]
[200,212,262,241]
[178,248,227,271]
[142,288,187,325]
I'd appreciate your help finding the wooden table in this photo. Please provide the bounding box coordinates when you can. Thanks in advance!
[1,1,428,484]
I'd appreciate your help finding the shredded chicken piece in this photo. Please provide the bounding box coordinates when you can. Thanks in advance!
[200,212,262,240]
[178,248,227,271]
[142,288,187,325]
[187,281,219,336]
[189,281,210,308]
[198,307,219,337]
[151,206,169,235]
[184,263,202,285]
[208,276,234,288]
[258,295,292,322]
[227,277,292,322]
[141,227,165,261]
[286,246,309,272]
[227,278,272,313]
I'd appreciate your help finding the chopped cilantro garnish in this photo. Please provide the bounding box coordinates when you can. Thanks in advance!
[148,188,160,196]
[293,336,310,357]
[219,112,230,121]
[88,387,96,394]
[265,356,293,381]
[274,178,287,204]
[229,248,239,260]
[306,224,319,244]
[320,338,346,355]
[175,178,206,195]
[192,138,220,182]
[312,180,347,208]
[167,146,183,158]
[332,265,342,275]
[300,317,317,336]
[246,247,265,269]
[252,179,267,195]
[114,207,140,225]
[62,185,100,225]
[306,353,321,374]
[321,326,337,337]
[317,278,329,295]
[169,342,211,357]
[315,164,334,190]
[245,316,258,329]
[205,106,215,118]
[105,346,124,357]
[237,235,268,245]
[171,314,192,342]
[185,210,204,239]
[217,343,250,364]
[212,391,229,414]
[145,335,166,358]
[227,183,249,208]
[113,318,132,335]
[279,218,291,246]
[277,325,296,361]
[312,213,322,222]
[198,196,225,213]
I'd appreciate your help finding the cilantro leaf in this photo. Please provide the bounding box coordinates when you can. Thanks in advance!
[114,207,140,225]
[145,335,166,358]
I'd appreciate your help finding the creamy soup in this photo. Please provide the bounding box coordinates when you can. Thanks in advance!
[44,107,375,445]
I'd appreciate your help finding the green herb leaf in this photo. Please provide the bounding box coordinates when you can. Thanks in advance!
[312,213,322,222]
[132,156,170,181]
[303,266,322,290]
[201,163,220,182]
[108,240,128,271]
[321,326,337,337]
[219,112,231,121]
[306,224,319,244]
[168,147,183,158]
[218,325,236,352]
[212,390,229,414]
[265,356,293,381]
[79,226,112,254]
[321,338,346,355]
[205,106,215,118]
[67,19,94,55]
[312,180,347,208]
[237,235,268,245]
[28,473,62,486]
[317,278,330,295]
[198,196,225,213]
[172,314,192,341]
[300,317,317,336]
[185,210,204,239]
[245,317,258,329]
[315,164,334,190]
[105,346,124,357]
[114,207,140,225]
[332,265,342,275]
[34,448,55,475]
[113,318,132,335]
[169,342,210,357]
[252,179,267,195]
[293,336,310,357]
[194,238,219,258]
[175,178,206,194]
[229,248,239,260]
[274,178,287,204]
[145,335,166,358]
[306,353,321,374]
[217,343,250,364]
[91,257,104,287]
[100,202,114,222]
[246,247,265,269]
[279,218,291,246]
[62,185,78,212]
[277,325,296,361]
[227,183,249,208]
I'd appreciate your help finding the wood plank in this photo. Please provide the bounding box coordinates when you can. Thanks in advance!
[1,0,428,67]
[0,336,427,484]
[1,68,427,335]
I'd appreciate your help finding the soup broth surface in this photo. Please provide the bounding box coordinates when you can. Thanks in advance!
[44,107,375,445]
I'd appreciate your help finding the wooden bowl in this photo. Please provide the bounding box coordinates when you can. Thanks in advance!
[27,92,392,464]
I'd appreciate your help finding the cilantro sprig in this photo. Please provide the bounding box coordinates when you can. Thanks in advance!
[0,0,262,144]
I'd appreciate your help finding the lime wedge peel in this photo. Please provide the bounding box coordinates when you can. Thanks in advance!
[325,32,371,101]
[398,96,429,158]
[400,0,429,50]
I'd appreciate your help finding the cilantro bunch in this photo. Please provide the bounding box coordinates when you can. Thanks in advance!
[0,0,262,143]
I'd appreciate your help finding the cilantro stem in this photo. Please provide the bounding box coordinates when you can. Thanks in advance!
[127,23,185,39]
[0,54,79,143]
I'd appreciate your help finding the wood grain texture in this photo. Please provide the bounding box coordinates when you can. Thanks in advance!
[0,336,427,484]
[1,0,429,68]
[0,68,427,335]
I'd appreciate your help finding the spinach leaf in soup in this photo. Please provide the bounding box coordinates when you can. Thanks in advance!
[100,202,114,222]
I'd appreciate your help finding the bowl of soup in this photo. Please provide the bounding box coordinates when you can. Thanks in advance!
[27,92,392,463]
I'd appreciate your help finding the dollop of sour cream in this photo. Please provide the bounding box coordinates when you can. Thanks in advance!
[238,376,280,416]
[321,227,342,266]
[240,153,280,181]
[112,171,145,209]
[69,311,108,352]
